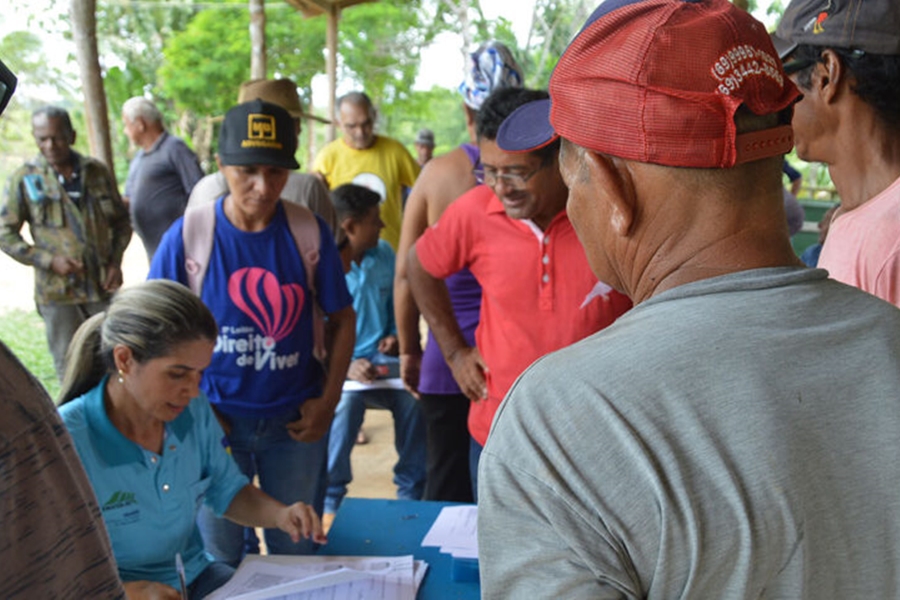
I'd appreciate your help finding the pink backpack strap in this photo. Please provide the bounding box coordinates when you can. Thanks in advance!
[182,202,217,296]
[282,201,326,362]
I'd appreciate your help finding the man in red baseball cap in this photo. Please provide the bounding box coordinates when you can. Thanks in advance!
[477,1,900,598]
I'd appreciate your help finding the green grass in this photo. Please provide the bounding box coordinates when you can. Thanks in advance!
[0,308,60,400]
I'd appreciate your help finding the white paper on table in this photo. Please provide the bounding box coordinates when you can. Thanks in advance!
[203,554,419,600]
[413,559,428,588]
[421,505,479,557]
[341,377,405,392]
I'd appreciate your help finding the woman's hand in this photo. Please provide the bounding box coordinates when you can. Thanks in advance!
[123,580,182,600]
[276,502,328,545]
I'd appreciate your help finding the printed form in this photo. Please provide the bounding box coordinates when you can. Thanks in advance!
[203,554,425,600]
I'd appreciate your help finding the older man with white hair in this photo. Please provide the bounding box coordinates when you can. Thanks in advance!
[122,96,204,260]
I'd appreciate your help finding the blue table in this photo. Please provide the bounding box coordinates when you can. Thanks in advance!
[318,498,480,599]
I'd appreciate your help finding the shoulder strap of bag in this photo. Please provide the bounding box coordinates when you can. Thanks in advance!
[182,202,216,296]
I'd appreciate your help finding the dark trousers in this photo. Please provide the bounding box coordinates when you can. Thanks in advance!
[419,392,474,503]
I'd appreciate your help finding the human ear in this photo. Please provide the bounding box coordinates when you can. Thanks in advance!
[340,216,357,239]
[583,150,636,237]
[816,50,845,104]
[112,344,135,375]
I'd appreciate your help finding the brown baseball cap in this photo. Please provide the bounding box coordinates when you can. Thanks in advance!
[774,0,900,57]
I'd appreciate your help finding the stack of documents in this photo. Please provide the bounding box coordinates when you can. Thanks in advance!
[421,505,478,560]
[204,554,426,600]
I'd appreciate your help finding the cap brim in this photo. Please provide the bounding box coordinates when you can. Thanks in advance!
[497,99,559,153]
[219,153,299,170]
[770,33,798,60]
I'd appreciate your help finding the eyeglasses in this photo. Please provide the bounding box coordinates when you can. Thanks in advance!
[473,163,546,189]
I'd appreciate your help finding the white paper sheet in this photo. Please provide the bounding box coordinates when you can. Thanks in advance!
[421,505,479,559]
[204,554,422,600]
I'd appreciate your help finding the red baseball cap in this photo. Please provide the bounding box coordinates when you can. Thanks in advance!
[547,0,800,168]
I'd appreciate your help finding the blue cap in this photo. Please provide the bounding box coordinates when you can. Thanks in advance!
[496,99,558,153]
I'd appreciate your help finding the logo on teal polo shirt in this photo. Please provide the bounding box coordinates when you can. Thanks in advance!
[102,490,137,511]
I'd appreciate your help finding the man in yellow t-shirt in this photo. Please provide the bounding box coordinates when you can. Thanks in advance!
[313,92,420,250]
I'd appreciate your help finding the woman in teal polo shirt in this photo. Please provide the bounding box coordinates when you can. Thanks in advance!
[58,280,327,599]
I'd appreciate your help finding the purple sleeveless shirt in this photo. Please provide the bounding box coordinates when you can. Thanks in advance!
[418,143,483,394]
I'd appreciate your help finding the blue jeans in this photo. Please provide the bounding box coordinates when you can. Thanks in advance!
[197,407,329,565]
[325,386,427,514]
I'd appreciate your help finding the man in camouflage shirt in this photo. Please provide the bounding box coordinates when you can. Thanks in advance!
[0,106,131,383]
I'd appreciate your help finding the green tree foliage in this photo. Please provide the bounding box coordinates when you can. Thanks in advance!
[95,0,201,182]
[386,85,470,156]
[158,3,328,117]
[158,7,254,118]
[517,0,593,89]
[151,0,451,162]
[0,31,71,96]
[96,0,199,105]
[338,1,441,121]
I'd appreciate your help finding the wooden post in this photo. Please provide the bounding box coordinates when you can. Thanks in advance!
[250,0,267,79]
[68,0,115,180]
[326,3,339,141]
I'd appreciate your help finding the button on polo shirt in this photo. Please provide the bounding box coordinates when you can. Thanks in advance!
[416,185,632,446]
[59,376,249,588]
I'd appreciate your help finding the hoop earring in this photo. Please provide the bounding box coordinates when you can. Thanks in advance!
[117,369,125,384]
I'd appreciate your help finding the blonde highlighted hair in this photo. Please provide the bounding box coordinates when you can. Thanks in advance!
[58,280,218,405]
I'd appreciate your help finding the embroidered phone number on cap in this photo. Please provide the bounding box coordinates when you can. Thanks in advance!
[711,44,784,95]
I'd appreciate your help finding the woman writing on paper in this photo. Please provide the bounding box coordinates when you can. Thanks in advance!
[58,280,327,599]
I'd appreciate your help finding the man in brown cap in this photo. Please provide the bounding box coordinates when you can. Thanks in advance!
[774,0,900,305]
[188,78,337,232]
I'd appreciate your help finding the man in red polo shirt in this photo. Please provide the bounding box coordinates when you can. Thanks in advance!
[407,88,631,498]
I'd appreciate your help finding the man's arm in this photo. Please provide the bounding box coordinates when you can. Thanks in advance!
[172,138,205,196]
[407,245,486,401]
[0,173,55,271]
[394,176,430,396]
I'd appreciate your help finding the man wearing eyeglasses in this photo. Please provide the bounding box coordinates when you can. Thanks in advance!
[774,0,900,306]
[313,91,420,251]
[407,88,631,497]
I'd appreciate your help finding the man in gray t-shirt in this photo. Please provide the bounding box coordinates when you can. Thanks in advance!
[478,1,900,598]
[122,96,204,261]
